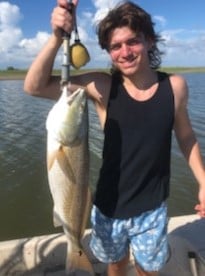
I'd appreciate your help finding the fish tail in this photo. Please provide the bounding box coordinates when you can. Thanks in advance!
[66,247,94,275]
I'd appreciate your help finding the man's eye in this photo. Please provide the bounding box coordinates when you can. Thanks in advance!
[109,37,140,51]
[109,43,121,51]
[127,38,140,46]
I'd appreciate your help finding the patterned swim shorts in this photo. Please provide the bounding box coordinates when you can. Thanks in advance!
[90,202,169,272]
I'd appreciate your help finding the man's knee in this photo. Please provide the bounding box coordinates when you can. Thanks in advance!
[108,254,129,275]
[135,263,159,276]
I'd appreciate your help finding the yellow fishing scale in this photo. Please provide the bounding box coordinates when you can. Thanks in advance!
[61,0,90,87]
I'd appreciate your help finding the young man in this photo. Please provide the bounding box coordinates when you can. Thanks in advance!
[24,1,205,275]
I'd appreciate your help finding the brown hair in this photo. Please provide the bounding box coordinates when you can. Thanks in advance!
[96,1,163,69]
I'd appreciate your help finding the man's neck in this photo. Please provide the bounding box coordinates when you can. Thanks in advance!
[122,68,158,91]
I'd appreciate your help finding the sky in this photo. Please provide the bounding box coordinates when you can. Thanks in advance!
[0,0,205,70]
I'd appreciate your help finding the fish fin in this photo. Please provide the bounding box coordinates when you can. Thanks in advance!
[53,210,62,227]
[66,248,94,275]
[47,145,76,184]
[56,146,76,183]
[47,150,59,171]
[47,138,61,170]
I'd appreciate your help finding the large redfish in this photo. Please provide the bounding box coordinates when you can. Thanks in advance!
[46,87,93,275]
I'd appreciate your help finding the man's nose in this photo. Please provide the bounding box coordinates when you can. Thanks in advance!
[120,43,132,56]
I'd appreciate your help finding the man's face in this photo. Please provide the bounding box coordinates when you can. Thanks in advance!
[108,27,152,76]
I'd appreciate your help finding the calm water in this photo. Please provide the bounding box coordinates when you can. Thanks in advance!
[0,73,204,241]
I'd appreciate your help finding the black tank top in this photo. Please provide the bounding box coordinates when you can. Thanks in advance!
[94,71,174,219]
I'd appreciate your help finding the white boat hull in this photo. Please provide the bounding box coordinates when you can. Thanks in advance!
[0,214,205,275]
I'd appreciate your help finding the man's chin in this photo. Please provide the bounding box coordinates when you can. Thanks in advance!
[120,66,139,76]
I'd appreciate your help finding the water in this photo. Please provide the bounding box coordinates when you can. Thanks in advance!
[0,73,204,241]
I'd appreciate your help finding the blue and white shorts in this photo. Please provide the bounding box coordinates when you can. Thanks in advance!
[90,202,169,272]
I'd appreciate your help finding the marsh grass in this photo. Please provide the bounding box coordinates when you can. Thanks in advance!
[1,67,205,80]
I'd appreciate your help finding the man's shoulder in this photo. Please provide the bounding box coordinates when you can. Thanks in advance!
[168,73,187,89]
[168,73,188,104]
[157,71,187,88]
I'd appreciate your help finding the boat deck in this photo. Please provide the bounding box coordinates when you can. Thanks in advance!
[0,214,205,275]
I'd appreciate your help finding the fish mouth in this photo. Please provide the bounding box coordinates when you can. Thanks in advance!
[46,87,87,146]
[66,88,85,105]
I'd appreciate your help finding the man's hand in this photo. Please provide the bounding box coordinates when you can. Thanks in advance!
[51,0,79,39]
[195,185,205,217]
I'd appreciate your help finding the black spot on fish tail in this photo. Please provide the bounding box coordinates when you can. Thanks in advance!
[66,248,94,275]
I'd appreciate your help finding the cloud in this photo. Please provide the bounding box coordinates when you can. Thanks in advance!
[0,1,24,68]
[1,1,205,69]
[161,29,205,66]
[0,2,51,69]
[0,1,22,27]
[0,1,110,69]
[0,2,23,52]
[19,32,50,64]
[153,15,167,28]
[91,0,122,24]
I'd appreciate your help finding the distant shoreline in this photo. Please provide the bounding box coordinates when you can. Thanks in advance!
[0,76,25,80]
[1,67,205,80]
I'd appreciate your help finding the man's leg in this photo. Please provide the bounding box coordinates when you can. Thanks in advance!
[90,206,130,276]
[135,264,159,276]
[107,254,129,276]
[130,203,168,275]
[107,256,159,276]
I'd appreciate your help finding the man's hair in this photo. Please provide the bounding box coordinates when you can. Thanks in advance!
[96,1,163,69]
